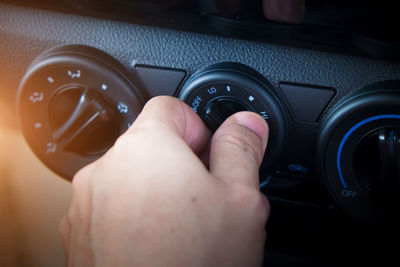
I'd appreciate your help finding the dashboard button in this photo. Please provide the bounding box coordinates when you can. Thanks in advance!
[280,82,336,122]
[135,65,186,97]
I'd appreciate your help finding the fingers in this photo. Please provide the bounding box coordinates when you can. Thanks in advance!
[127,96,211,155]
[209,112,269,188]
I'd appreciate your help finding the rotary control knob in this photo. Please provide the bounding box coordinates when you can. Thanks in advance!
[203,97,250,131]
[354,128,400,203]
[317,81,400,225]
[178,62,288,174]
[17,45,147,180]
[49,87,118,156]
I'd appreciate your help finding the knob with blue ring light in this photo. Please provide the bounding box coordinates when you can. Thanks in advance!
[318,82,400,226]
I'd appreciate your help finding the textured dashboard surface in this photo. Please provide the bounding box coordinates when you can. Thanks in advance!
[2,3,400,267]
[1,3,400,119]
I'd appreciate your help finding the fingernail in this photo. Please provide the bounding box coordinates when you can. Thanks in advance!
[235,112,269,147]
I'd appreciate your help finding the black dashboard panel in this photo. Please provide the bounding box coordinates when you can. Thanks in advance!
[1,1,400,266]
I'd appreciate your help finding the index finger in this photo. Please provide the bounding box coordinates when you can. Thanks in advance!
[128,96,211,156]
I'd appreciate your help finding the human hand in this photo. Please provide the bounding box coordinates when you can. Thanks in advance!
[59,96,270,267]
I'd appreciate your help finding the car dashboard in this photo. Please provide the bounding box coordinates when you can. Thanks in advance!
[1,0,400,266]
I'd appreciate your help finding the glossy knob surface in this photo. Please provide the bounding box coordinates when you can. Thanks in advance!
[354,128,400,204]
[318,81,400,225]
[179,62,288,175]
[203,97,250,131]
[49,87,119,156]
[17,45,146,180]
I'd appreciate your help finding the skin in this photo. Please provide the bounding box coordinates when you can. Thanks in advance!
[59,96,270,267]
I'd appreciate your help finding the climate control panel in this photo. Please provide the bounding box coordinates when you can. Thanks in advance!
[16,45,400,226]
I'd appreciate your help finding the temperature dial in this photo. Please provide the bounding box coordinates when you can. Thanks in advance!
[318,81,400,225]
[178,62,287,172]
[203,97,250,131]
[49,87,118,156]
[17,45,147,180]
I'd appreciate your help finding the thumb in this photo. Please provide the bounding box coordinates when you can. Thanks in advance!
[209,112,269,188]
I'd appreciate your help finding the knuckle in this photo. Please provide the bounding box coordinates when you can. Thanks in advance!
[127,96,189,138]
[231,184,257,205]
[68,171,94,227]
[71,165,93,206]
[114,128,137,145]
[58,215,71,254]
[114,122,154,149]
[112,133,128,149]
[144,96,186,124]
[133,118,164,132]
[145,95,168,106]
[73,164,93,187]
[144,95,179,109]
[59,215,70,240]
[229,184,268,221]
